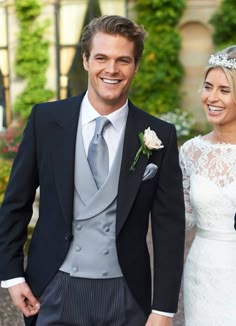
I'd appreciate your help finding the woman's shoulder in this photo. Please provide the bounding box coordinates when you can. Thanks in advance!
[180,135,202,152]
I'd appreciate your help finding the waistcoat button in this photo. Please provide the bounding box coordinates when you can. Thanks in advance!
[72,267,78,273]
[75,246,81,252]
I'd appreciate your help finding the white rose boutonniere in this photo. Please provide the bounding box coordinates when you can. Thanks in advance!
[130,127,164,171]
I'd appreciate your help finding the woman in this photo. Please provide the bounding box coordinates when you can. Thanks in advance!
[180,45,236,325]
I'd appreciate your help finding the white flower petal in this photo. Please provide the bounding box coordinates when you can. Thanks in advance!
[144,127,163,150]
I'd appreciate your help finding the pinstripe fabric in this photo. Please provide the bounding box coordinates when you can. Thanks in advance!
[36,271,147,326]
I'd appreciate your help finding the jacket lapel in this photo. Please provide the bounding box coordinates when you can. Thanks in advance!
[49,95,83,226]
[49,96,150,232]
[116,102,149,235]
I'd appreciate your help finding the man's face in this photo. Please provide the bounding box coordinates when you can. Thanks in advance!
[83,32,139,114]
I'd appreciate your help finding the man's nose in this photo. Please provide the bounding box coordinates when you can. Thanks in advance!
[105,61,118,73]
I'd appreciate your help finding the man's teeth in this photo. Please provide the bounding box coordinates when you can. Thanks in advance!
[103,79,119,84]
[209,106,224,112]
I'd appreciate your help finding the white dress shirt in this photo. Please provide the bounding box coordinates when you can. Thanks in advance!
[81,92,128,169]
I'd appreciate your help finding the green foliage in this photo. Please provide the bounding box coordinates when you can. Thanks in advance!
[15,0,41,21]
[14,0,54,119]
[209,0,236,48]
[0,159,12,204]
[24,225,34,254]
[0,123,24,159]
[130,0,186,115]
[133,0,185,26]
[15,21,51,77]
[14,84,54,119]
[159,108,195,143]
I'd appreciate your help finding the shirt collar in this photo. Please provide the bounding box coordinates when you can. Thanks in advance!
[81,92,128,132]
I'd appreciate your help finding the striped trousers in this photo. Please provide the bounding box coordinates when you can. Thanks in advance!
[36,271,147,326]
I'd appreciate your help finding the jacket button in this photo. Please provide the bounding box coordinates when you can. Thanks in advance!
[64,233,73,241]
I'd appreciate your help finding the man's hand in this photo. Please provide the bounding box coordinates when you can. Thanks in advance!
[8,282,40,317]
[145,312,173,326]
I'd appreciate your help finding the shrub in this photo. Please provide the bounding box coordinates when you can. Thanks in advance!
[0,159,12,204]
[131,0,186,115]
[159,108,195,143]
[209,0,236,49]
[0,122,24,160]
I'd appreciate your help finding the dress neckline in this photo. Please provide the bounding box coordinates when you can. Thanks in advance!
[195,135,236,148]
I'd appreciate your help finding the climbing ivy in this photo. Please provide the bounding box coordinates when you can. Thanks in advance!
[14,0,54,119]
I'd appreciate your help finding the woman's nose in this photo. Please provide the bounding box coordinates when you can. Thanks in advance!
[208,90,219,102]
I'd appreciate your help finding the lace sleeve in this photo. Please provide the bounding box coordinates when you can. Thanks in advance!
[179,144,195,229]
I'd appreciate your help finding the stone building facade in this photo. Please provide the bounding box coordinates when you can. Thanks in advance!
[179,0,221,127]
[0,0,222,129]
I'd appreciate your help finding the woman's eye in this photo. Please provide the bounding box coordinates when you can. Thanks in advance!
[221,89,230,94]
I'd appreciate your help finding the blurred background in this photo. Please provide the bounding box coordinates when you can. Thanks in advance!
[0,0,235,325]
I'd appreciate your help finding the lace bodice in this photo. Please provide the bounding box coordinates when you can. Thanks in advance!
[179,136,236,230]
[180,136,236,325]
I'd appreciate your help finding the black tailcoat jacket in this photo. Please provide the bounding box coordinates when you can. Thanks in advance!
[0,93,185,325]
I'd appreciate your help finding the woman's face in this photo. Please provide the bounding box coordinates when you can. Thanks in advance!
[201,67,236,128]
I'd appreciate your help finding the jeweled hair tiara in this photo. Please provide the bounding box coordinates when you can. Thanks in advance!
[208,53,236,69]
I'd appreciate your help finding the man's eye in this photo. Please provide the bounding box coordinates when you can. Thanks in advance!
[96,57,105,61]
[119,58,130,64]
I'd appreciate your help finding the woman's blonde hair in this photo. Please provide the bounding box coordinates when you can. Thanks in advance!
[203,45,236,103]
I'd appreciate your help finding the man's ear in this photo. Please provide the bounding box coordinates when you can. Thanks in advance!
[82,53,89,71]
[134,62,140,74]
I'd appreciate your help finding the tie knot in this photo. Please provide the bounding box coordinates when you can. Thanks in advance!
[95,117,110,136]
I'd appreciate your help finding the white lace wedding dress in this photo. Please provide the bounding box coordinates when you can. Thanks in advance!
[179,136,236,326]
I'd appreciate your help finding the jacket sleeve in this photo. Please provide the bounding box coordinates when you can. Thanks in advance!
[151,125,185,313]
[0,106,39,280]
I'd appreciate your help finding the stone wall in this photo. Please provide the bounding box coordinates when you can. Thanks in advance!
[179,0,221,128]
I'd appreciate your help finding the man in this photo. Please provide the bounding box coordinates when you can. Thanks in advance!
[0,15,185,326]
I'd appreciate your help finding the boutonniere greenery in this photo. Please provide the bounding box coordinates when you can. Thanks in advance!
[130,127,164,172]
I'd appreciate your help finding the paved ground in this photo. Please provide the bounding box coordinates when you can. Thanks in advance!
[0,229,195,326]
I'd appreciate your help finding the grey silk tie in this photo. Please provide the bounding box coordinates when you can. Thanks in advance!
[88,117,110,189]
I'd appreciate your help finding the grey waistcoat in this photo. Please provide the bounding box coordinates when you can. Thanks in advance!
[60,114,125,278]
